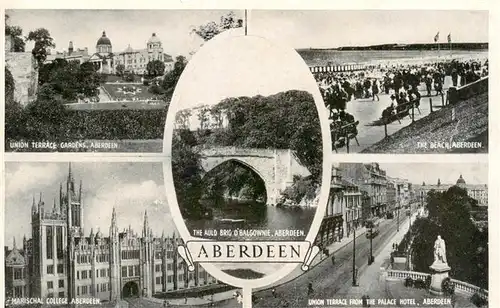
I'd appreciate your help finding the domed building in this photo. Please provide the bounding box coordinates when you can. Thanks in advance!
[44,31,173,77]
[417,174,488,206]
[456,174,466,188]
[112,32,173,75]
[96,31,112,56]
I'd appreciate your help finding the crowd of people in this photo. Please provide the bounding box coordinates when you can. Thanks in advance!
[315,57,488,148]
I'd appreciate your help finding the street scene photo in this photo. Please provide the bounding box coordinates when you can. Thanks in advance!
[5,10,244,152]
[167,34,326,280]
[251,10,488,153]
[251,162,488,307]
[4,162,248,308]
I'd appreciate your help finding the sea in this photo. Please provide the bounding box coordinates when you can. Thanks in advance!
[297,49,488,67]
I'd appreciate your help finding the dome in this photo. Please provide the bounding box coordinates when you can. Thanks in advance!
[124,44,133,53]
[456,174,466,185]
[96,31,112,46]
[147,33,161,44]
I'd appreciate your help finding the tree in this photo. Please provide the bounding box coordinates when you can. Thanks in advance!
[78,62,102,98]
[192,11,243,42]
[207,90,323,180]
[171,129,205,218]
[24,84,68,140]
[115,64,125,76]
[5,14,25,52]
[26,28,55,66]
[146,60,166,77]
[410,186,488,289]
[161,56,187,99]
[5,67,28,141]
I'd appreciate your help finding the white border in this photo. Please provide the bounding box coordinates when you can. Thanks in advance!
[1,2,496,307]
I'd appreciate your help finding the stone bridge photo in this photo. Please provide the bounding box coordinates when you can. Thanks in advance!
[197,146,310,205]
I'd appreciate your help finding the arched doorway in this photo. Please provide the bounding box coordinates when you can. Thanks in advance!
[122,281,139,298]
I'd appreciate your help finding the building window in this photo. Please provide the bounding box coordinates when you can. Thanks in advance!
[77,286,80,296]
[167,264,172,271]
[128,266,134,277]
[82,271,88,279]
[58,279,64,288]
[56,226,63,259]
[14,286,23,297]
[46,226,53,259]
[156,277,161,285]
[14,268,22,279]
[77,271,80,280]
[58,291,64,298]
[57,264,64,274]
[122,266,127,278]
[82,286,87,295]
[107,269,110,277]
[47,281,53,289]
[134,265,140,277]
[89,270,92,279]
[167,275,172,283]
[155,264,161,272]
[47,265,54,274]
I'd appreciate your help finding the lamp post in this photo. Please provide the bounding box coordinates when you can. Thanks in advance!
[352,225,357,286]
[369,226,374,265]
[397,202,400,232]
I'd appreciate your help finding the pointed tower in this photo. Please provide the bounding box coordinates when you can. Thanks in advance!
[142,210,153,297]
[437,178,441,186]
[109,207,121,301]
[31,195,37,216]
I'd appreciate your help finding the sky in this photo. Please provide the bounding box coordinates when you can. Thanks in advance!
[250,10,489,48]
[4,162,173,249]
[379,162,488,186]
[173,34,319,109]
[6,9,244,58]
[6,10,488,58]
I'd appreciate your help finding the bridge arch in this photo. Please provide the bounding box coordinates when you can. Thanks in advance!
[201,158,272,204]
[198,146,311,205]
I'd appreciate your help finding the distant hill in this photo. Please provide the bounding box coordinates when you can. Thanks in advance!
[300,42,488,52]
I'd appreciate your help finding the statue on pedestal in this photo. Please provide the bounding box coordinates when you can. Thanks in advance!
[429,235,451,295]
[433,235,447,264]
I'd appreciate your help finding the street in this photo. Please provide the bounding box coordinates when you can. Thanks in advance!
[252,210,417,308]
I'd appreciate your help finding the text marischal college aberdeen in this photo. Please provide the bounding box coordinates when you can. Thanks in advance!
[4,164,218,302]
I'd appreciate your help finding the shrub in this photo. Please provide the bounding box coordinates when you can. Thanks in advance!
[470,292,487,307]
[404,277,413,288]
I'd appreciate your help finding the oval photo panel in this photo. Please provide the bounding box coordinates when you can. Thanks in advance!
[163,30,332,288]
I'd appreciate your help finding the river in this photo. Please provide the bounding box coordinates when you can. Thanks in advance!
[185,199,316,241]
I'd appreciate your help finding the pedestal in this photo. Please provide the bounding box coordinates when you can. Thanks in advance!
[429,262,451,295]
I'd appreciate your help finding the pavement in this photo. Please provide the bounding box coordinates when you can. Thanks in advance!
[337,212,419,298]
[336,76,456,153]
[252,207,422,308]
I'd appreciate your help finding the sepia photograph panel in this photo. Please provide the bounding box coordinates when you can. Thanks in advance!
[4,162,246,308]
[5,10,244,153]
[167,34,328,281]
[251,162,488,307]
[250,10,489,154]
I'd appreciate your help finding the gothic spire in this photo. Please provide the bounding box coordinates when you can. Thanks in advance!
[79,179,83,201]
[68,162,73,180]
[32,195,37,214]
[13,237,16,250]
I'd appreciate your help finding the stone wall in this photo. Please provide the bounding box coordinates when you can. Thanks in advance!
[5,52,38,106]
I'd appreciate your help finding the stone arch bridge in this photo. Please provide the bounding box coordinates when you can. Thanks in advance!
[197,146,311,205]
